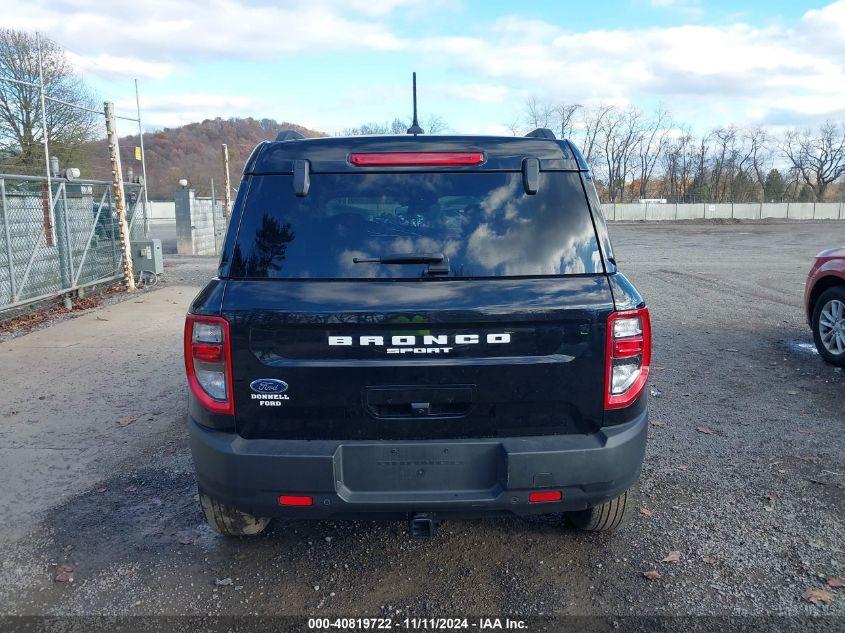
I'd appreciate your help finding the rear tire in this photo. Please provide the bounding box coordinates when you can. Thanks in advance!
[812,286,845,367]
[566,487,635,532]
[199,488,271,537]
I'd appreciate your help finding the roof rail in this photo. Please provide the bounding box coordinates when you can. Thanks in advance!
[525,128,556,140]
[275,130,306,142]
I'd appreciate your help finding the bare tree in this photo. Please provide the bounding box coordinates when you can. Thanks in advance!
[502,99,845,204]
[729,131,761,202]
[424,114,448,134]
[0,29,96,171]
[524,95,553,130]
[689,133,710,202]
[782,122,845,201]
[660,128,695,201]
[503,116,522,136]
[634,106,671,200]
[782,166,804,201]
[707,127,738,202]
[579,104,614,164]
[342,122,391,136]
[552,103,581,140]
[744,127,771,201]
[342,114,448,137]
[599,106,642,202]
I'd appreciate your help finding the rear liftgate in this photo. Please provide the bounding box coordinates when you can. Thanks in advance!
[223,142,617,537]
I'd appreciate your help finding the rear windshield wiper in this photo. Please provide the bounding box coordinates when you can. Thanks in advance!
[353,252,450,276]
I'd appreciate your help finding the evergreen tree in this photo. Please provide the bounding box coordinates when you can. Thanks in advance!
[797,183,816,202]
[731,171,757,202]
[763,169,786,202]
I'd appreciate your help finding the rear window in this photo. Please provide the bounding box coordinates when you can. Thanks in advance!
[227,171,603,279]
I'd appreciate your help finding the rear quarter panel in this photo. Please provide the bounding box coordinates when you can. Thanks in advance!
[805,255,845,321]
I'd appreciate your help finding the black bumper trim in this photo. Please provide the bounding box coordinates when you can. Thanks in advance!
[188,408,647,519]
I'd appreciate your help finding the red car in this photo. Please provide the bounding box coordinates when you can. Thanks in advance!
[805,247,845,366]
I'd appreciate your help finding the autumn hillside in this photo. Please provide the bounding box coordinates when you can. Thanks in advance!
[77,117,325,199]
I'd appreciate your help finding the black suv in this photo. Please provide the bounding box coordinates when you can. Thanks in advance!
[184,130,651,538]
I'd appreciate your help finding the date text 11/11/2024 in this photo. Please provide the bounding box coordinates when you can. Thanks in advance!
[307,617,528,630]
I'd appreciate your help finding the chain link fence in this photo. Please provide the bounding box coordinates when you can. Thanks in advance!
[1,34,153,313]
[0,173,145,312]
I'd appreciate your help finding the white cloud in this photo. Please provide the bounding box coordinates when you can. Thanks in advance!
[341,0,421,16]
[436,83,509,104]
[115,92,256,128]
[800,1,845,56]
[646,0,704,18]
[66,53,173,81]
[465,122,515,136]
[4,0,845,131]
[417,3,845,128]
[1,0,409,77]
[338,80,509,109]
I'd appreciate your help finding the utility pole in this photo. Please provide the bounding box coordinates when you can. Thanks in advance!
[135,79,150,238]
[36,32,55,244]
[221,144,232,218]
[210,177,219,256]
[104,101,136,291]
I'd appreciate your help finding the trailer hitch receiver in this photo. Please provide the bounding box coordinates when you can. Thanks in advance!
[409,512,437,539]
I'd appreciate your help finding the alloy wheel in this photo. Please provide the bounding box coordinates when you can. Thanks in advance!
[819,298,845,356]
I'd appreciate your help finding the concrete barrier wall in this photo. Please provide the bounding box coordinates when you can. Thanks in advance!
[645,204,675,221]
[676,203,704,220]
[615,204,646,221]
[191,197,226,256]
[174,189,227,256]
[732,204,760,219]
[815,203,842,220]
[604,202,845,221]
[706,204,733,219]
[761,203,786,219]
[788,203,814,219]
[148,201,175,220]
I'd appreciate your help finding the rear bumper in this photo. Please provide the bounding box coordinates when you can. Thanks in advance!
[188,409,648,520]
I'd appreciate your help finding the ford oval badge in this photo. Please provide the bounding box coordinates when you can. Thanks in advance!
[250,379,288,394]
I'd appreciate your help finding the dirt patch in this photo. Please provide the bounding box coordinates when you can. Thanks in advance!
[0,286,124,340]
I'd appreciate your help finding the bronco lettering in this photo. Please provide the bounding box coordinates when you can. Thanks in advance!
[328,333,511,346]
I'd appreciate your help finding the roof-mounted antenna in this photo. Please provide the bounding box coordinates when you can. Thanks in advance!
[406,72,424,136]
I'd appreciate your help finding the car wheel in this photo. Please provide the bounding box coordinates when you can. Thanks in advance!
[812,286,845,367]
[199,488,271,536]
[566,486,635,532]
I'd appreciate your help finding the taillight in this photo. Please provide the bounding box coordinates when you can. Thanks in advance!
[348,152,485,166]
[184,314,234,415]
[605,307,651,409]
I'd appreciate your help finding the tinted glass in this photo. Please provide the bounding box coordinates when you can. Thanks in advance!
[228,172,602,279]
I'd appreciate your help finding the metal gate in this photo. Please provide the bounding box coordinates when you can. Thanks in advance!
[0,173,145,312]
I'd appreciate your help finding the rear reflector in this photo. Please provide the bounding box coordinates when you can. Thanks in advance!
[528,490,562,503]
[278,494,313,507]
[191,343,223,363]
[612,337,644,358]
[348,152,485,167]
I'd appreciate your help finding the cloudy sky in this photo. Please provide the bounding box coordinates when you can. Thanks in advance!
[3,0,844,135]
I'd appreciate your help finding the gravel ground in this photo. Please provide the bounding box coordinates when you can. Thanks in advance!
[0,223,843,627]
[0,256,215,343]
